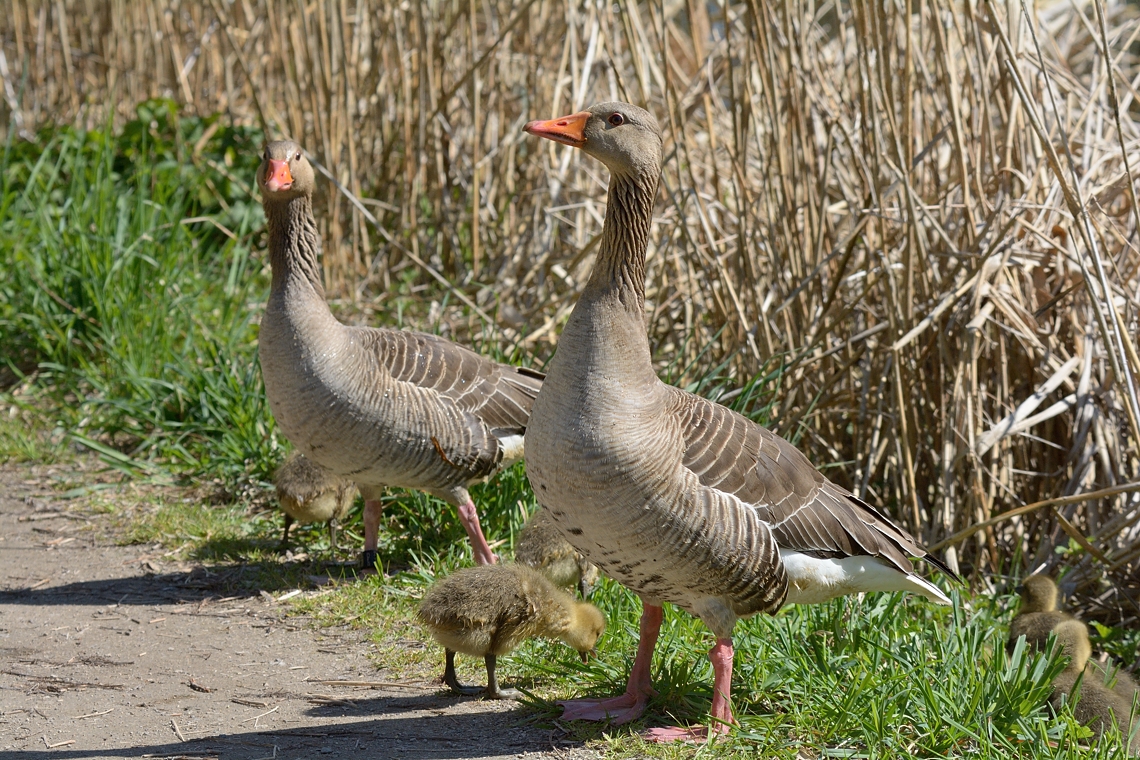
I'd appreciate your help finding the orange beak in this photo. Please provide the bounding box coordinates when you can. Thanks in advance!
[524,111,590,147]
[263,159,293,193]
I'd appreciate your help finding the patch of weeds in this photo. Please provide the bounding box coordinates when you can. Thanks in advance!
[374,463,535,566]
[0,395,72,464]
[124,495,275,555]
[291,569,436,678]
[0,102,278,486]
[1089,620,1140,671]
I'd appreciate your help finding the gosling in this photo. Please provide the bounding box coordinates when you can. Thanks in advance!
[515,508,601,598]
[1049,620,1139,751]
[1008,575,1074,655]
[1090,659,1140,706]
[416,564,606,699]
[274,452,358,552]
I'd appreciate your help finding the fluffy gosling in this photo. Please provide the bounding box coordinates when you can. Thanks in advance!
[1049,620,1139,752]
[416,564,606,699]
[274,452,357,552]
[515,508,601,598]
[1008,575,1074,655]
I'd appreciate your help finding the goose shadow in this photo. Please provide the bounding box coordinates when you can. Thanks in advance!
[6,711,574,759]
[0,555,366,607]
[301,684,553,718]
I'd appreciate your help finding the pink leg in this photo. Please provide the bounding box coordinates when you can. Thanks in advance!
[363,499,382,551]
[559,603,662,724]
[456,499,496,565]
[360,499,383,571]
[643,637,736,743]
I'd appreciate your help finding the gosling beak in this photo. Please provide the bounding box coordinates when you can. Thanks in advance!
[524,111,590,148]
[263,159,294,193]
[579,650,591,664]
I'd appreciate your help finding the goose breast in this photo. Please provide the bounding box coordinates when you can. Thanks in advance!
[526,377,787,623]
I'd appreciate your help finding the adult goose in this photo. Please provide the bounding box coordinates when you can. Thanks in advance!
[523,103,956,741]
[256,140,544,568]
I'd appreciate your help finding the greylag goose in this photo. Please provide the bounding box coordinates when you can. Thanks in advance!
[416,564,606,699]
[1048,620,1139,751]
[256,141,544,569]
[523,103,956,741]
[1008,575,1075,655]
[274,451,358,552]
[516,508,601,598]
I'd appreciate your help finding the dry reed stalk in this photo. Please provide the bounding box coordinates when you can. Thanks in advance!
[3,0,1140,617]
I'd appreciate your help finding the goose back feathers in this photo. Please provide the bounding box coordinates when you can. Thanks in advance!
[1049,620,1140,751]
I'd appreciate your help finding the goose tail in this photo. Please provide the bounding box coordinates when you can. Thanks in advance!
[902,572,952,606]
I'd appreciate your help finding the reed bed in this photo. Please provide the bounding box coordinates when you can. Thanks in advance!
[3,0,1140,618]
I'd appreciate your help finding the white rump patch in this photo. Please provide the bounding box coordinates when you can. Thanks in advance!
[780,550,951,605]
[498,434,526,466]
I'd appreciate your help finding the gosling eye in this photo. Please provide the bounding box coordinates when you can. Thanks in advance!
[608,112,624,127]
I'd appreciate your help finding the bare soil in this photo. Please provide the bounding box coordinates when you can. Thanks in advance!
[0,460,597,760]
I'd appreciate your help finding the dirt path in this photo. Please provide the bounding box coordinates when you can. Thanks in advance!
[0,461,597,759]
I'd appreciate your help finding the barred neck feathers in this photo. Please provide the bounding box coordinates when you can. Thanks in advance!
[265,194,325,298]
[588,169,658,309]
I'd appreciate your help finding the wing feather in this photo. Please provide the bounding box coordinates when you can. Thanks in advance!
[352,328,544,437]
[666,386,949,577]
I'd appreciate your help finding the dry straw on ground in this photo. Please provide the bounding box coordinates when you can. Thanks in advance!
[3,0,1140,618]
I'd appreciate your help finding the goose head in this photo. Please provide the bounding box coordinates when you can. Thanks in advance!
[525,102,662,178]
[257,140,316,201]
[1017,574,1059,613]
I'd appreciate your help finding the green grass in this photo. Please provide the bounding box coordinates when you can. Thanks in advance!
[296,556,1137,758]
[118,487,1136,758]
[0,99,276,482]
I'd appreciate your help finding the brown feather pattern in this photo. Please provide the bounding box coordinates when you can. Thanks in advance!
[257,140,543,510]
[667,385,935,576]
[525,104,949,643]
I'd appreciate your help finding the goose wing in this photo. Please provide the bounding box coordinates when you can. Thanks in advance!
[666,386,950,576]
[352,327,544,437]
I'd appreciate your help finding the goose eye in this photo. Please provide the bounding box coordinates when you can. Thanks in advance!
[295,152,302,161]
[608,112,624,126]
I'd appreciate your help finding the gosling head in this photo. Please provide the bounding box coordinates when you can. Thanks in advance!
[560,601,606,663]
[524,102,662,179]
[257,140,316,202]
[1017,574,1060,614]
[1051,619,1092,673]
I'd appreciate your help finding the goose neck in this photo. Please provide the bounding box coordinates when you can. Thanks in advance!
[584,169,658,310]
[265,194,325,298]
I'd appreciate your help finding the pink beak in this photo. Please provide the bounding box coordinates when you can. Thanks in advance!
[264,159,293,193]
